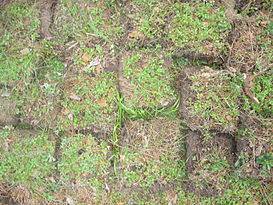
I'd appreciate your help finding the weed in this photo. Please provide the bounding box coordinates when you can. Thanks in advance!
[110,94,125,174]
[0,1,40,86]
[243,74,273,118]
[0,2,40,40]
[123,0,170,46]
[256,153,273,176]
[122,98,179,120]
[54,0,121,43]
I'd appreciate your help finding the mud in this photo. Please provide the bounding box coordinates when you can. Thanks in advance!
[172,49,224,66]
[235,0,269,14]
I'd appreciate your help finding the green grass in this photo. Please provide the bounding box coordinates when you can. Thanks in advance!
[122,98,179,120]
[123,0,172,45]
[121,48,177,110]
[243,20,273,118]
[0,1,272,204]
[243,74,273,118]
[58,134,111,203]
[59,134,110,184]
[187,68,241,132]
[0,1,40,85]
[0,127,55,200]
[59,72,118,132]
[54,0,122,43]
[11,56,65,129]
[169,3,231,55]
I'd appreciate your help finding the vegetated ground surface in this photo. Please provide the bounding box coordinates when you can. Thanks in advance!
[0,0,272,204]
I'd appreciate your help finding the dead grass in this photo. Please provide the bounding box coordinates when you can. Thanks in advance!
[0,183,31,205]
[116,117,184,203]
[185,131,234,196]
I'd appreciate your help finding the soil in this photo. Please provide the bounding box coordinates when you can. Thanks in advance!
[39,0,57,40]
[119,118,182,199]
[0,183,30,205]
[0,96,19,127]
[0,0,11,7]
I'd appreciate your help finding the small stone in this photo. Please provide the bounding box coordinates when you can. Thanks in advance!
[20,48,30,55]
[66,196,75,205]
[69,93,82,101]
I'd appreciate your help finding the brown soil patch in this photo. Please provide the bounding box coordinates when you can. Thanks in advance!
[235,0,269,13]
[186,130,235,196]
[18,92,61,129]
[0,96,19,126]
[0,0,12,7]
[172,47,224,66]
[0,183,30,205]
[39,0,58,40]
[54,185,104,205]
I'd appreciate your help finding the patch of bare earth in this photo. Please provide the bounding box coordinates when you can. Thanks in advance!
[0,96,19,127]
[39,0,57,40]
[0,183,31,205]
